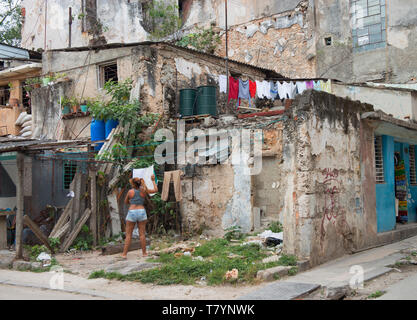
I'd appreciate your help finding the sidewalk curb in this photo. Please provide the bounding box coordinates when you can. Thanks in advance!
[0,278,137,300]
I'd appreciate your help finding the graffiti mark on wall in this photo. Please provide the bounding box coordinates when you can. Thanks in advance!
[318,168,351,244]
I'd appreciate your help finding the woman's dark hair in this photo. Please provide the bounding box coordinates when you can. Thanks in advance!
[129,178,142,189]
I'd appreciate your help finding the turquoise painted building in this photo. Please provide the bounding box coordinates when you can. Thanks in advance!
[373,122,417,233]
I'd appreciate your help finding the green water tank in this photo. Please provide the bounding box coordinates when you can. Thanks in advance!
[196,85,217,116]
[179,89,197,117]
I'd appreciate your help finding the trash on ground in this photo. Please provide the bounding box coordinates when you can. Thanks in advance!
[37,252,52,267]
[265,237,283,247]
[225,268,239,280]
[259,230,283,241]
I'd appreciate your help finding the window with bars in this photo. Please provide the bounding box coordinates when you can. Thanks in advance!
[98,62,118,88]
[350,0,386,53]
[374,135,385,183]
[63,161,77,190]
[410,146,417,186]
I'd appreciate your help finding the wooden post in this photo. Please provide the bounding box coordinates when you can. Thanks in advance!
[89,169,97,246]
[15,152,24,259]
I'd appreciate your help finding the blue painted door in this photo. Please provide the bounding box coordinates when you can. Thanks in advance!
[376,135,396,232]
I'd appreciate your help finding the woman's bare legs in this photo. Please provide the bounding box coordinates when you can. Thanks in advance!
[138,220,147,256]
[122,221,136,258]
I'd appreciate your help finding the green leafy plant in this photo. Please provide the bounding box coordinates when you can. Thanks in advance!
[224,226,244,241]
[268,221,283,233]
[49,237,61,253]
[148,0,182,39]
[177,27,221,54]
[368,291,385,299]
[71,225,93,251]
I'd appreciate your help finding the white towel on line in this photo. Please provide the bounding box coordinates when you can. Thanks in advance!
[132,165,157,196]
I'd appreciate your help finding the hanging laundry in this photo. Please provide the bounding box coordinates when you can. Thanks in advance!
[306,80,314,89]
[277,81,287,99]
[219,75,227,93]
[249,80,257,98]
[262,80,271,99]
[270,81,279,100]
[296,81,307,95]
[283,81,297,99]
[237,79,252,108]
[313,81,321,91]
[255,80,264,98]
[228,76,239,102]
[161,170,184,202]
[320,79,331,93]
[132,165,158,197]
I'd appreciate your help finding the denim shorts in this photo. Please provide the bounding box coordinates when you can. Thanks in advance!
[126,209,147,222]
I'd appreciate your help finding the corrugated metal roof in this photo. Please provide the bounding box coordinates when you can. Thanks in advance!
[48,41,284,78]
[0,43,29,60]
[0,137,90,153]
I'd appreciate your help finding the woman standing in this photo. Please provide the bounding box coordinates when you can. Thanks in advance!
[122,175,158,258]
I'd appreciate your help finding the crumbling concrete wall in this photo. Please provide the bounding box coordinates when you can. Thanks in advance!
[215,1,316,78]
[131,43,268,118]
[31,81,72,140]
[282,90,376,266]
[21,0,147,51]
[253,126,285,227]
[179,115,284,236]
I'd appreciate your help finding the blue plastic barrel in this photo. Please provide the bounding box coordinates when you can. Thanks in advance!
[91,119,106,151]
[105,119,119,138]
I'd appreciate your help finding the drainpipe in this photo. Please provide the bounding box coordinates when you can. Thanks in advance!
[68,7,72,48]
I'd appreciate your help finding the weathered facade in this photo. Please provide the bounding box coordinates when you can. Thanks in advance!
[20,0,417,83]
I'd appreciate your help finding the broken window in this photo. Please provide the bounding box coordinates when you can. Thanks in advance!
[410,146,417,186]
[324,37,332,46]
[0,86,10,106]
[374,135,385,183]
[350,0,386,52]
[98,62,118,88]
[63,161,77,190]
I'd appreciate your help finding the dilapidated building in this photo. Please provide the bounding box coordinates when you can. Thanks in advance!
[20,0,417,83]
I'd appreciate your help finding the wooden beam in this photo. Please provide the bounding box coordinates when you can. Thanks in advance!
[23,215,53,252]
[101,239,150,256]
[61,208,91,252]
[49,198,73,238]
[53,221,71,240]
[107,190,121,237]
[89,170,97,246]
[15,152,24,259]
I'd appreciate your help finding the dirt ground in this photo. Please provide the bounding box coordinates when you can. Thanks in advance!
[53,238,266,300]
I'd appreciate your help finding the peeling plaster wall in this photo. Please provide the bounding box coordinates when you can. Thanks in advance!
[215,2,316,78]
[282,90,377,266]
[31,81,72,140]
[131,44,268,118]
[21,0,147,51]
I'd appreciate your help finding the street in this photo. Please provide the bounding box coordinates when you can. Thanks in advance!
[0,284,105,300]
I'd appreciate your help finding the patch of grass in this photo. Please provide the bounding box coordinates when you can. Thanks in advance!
[367,290,385,299]
[88,239,297,286]
[268,221,283,233]
[278,254,297,266]
[411,251,417,257]
[288,267,298,276]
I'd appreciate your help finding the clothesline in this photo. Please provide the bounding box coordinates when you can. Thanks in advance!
[220,74,332,105]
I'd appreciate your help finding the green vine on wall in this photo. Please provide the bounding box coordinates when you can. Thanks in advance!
[176,27,221,54]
